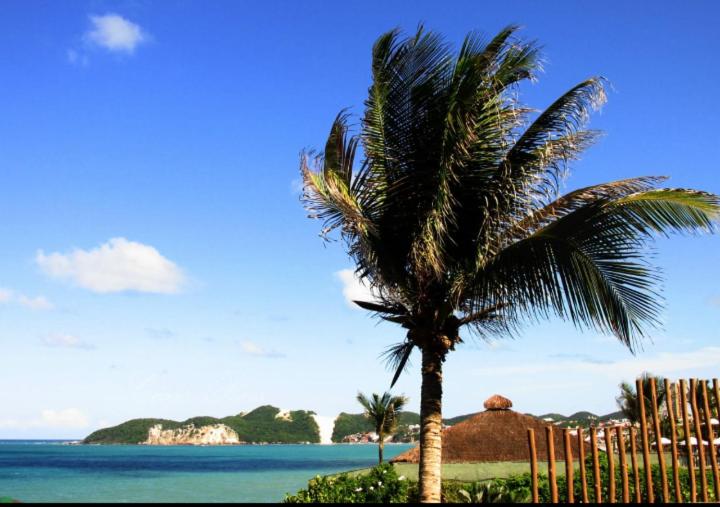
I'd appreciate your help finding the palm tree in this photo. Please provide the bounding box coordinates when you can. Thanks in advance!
[616,373,666,425]
[356,391,408,464]
[301,25,719,502]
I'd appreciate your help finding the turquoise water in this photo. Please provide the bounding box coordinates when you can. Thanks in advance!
[0,441,413,503]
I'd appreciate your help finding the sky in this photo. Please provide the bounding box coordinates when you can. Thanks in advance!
[1,0,719,439]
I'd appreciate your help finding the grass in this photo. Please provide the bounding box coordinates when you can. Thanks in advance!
[341,452,678,483]
[338,461,564,483]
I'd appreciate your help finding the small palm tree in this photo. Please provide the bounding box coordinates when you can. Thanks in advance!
[357,391,408,464]
[616,373,666,425]
[302,25,719,502]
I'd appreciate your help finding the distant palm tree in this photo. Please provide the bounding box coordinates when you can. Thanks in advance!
[616,373,666,425]
[301,25,719,502]
[357,391,408,464]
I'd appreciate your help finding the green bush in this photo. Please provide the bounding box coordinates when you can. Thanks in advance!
[283,463,410,503]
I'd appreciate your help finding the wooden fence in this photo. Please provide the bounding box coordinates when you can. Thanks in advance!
[527,378,720,503]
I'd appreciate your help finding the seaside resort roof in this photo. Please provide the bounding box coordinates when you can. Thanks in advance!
[391,395,586,463]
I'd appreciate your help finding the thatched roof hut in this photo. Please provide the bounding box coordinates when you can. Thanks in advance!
[391,396,584,463]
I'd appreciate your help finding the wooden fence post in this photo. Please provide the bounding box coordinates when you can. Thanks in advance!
[528,428,539,504]
[616,425,629,503]
[564,429,574,503]
[701,380,720,500]
[664,379,682,502]
[607,426,616,503]
[547,426,559,504]
[637,378,654,503]
[690,379,709,502]
[591,426,602,503]
[649,377,669,502]
[680,379,697,502]
[630,427,642,503]
[577,427,589,503]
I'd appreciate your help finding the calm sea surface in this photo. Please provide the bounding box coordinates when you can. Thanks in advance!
[0,441,414,503]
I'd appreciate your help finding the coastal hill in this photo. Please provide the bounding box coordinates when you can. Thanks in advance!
[84,406,627,445]
[84,406,320,444]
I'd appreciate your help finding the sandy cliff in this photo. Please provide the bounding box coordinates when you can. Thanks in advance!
[143,423,242,445]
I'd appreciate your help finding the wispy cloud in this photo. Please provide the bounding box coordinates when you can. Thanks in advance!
[241,340,285,358]
[66,49,88,66]
[0,408,89,430]
[145,327,175,340]
[0,288,53,310]
[472,346,720,379]
[42,333,94,350]
[85,14,147,53]
[547,352,613,365]
[18,295,54,310]
[0,288,13,303]
[37,238,185,294]
[335,269,379,309]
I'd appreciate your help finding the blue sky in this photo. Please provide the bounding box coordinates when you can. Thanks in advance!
[1,0,719,439]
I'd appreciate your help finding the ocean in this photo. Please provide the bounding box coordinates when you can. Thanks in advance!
[0,441,414,503]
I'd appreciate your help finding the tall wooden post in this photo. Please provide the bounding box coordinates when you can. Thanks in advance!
[591,426,602,503]
[649,377,669,502]
[630,427,642,503]
[690,379,709,502]
[664,379,682,502]
[637,378,654,503]
[577,427,589,503]
[701,380,720,500]
[680,379,696,502]
[616,425,629,503]
[563,429,574,503]
[607,427,616,503]
[546,426,559,504]
[528,429,539,504]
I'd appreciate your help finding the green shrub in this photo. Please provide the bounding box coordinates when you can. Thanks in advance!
[283,463,410,503]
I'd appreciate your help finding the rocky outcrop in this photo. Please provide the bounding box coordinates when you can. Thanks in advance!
[143,423,243,445]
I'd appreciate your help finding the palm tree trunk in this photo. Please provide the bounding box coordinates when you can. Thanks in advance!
[378,434,384,464]
[419,346,443,503]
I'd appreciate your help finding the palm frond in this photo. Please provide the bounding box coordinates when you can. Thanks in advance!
[381,341,415,388]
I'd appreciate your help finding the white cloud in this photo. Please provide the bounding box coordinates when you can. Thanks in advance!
[241,341,285,358]
[0,409,89,430]
[145,327,175,340]
[471,346,720,380]
[18,295,54,310]
[85,14,146,53]
[0,288,53,310]
[42,333,93,350]
[36,237,185,294]
[66,49,88,66]
[335,269,379,309]
[0,288,12,303]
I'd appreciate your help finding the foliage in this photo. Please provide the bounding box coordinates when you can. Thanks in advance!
[83,406,320,444]
[616,372,666,425]
[301,23,719,499]
[83,418,184,444]
[332,411,420,442]
[357,392,408,437]
[499,452,717,503]
[301,24,720,387]
[452,481,531,503]
[283,463,409,503]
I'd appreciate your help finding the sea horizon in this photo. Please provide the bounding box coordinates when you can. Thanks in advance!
[0,440,414,502]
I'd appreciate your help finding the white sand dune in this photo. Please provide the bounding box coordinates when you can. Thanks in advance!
[312,415,336,445]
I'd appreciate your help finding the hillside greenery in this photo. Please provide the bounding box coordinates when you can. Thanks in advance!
[331,412,420,443]
[83,406,320,444]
